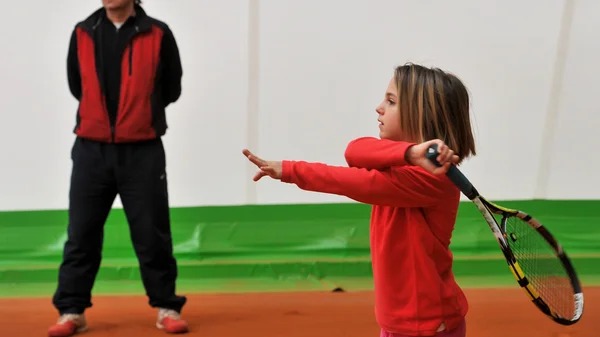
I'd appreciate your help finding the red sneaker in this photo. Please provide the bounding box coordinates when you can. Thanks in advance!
[47,314,88,337]
[156,308,189,334]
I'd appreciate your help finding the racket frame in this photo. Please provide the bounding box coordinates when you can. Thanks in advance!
[426,145,584,326]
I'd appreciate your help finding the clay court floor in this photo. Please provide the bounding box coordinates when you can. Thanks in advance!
[1,286,598,337]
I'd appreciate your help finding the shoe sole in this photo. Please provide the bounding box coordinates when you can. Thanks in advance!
[47,325,88,337]
[156,322,189,334]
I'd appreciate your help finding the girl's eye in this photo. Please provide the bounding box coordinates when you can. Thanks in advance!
[388,100,395,105]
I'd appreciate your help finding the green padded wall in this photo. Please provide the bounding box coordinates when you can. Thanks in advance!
[0,200,598,296]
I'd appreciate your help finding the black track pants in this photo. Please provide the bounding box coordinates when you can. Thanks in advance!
[52,137,187,314]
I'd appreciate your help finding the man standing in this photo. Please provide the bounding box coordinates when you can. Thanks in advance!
[48,1,188,336]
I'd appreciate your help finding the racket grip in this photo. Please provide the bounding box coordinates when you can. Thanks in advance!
[426,144,479,199]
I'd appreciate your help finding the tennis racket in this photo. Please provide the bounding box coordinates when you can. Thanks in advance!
[426,144,584,326]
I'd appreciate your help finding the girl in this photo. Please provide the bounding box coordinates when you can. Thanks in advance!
[243,63,477,337]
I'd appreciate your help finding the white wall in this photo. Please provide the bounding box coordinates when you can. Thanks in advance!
[545,0,600,200]
[0,0,595,211]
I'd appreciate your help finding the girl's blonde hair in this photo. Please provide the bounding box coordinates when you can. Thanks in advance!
[394,63,476,164]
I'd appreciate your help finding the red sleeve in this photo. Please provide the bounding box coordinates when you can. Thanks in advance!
[344,137,416,170]
[281,160,451,208]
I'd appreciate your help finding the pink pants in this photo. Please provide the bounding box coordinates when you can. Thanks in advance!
[380,319,466,337]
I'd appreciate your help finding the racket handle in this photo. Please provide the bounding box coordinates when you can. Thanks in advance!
[426,144,479,200]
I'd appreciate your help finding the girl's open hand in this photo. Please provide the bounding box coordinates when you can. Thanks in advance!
[242,149,283,181]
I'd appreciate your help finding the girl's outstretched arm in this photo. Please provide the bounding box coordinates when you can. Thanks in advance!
[242,139,459,208]
[281,160,448,208]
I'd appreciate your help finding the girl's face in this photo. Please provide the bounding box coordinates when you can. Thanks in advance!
[376,77,402,141]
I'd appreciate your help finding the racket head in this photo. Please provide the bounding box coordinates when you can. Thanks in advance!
[480,197,584,325]
[424,144,584,324]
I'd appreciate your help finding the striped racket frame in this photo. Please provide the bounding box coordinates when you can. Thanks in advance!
[475,195,583,325]
[426,144,584,325]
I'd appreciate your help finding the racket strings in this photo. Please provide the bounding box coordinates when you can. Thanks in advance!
[504,216,575,319]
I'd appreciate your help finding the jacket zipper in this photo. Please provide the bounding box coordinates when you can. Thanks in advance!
[112,28,138,142]
[128,26,139,77]
[88,21,115,143]
[90,24,140,143]
[110,27,120,142]
[128,41,133,76]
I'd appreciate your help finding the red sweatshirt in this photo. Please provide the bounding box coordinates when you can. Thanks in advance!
[281,137,468,336]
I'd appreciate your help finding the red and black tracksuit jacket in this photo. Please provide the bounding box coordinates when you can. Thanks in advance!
[67,6,182,143]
